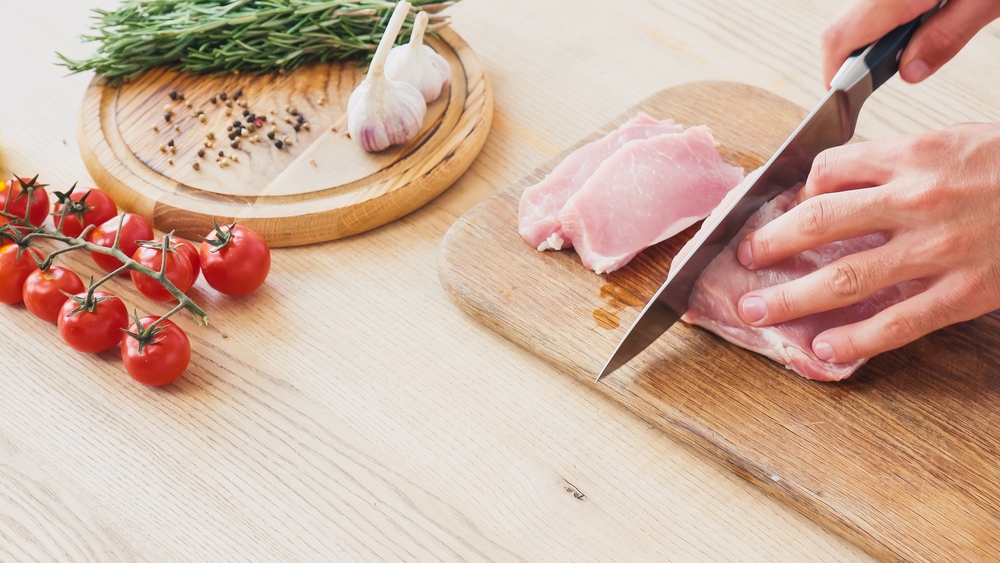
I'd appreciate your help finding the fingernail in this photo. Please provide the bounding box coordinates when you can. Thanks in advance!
[737,240,753,268]
[740,296,766,323]
[904,59,930,83]
[814,341,834,362]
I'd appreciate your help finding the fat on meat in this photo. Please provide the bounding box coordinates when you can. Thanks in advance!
[517,113,683,251]
[676,188,917,381]
[558,125,744,274]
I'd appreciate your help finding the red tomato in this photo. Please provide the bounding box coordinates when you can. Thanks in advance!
[57,291,129,353]
[130,241,195,302]
[87,213,154,274]
[172,237,201,282]
[199,223,271,296]
[1,175,50,228]
[52,186,118,238]
[121,316,191,386]
[0,244,43,304]
[22,266,86,323]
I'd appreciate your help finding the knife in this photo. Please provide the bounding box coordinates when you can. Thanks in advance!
[596,3,944,382]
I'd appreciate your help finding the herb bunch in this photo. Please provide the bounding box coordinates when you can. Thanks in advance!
[58,0,459,85]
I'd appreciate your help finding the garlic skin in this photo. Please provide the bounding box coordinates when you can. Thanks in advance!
[347,77,426,152]
[346,1,428,153]
[385,11,451,103]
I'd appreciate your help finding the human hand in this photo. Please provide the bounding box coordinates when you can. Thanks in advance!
[821,0,1000,87]
[734,123,1000,363]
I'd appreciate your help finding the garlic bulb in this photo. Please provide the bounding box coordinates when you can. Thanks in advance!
[385,11,451,103]
[347,1,427,153]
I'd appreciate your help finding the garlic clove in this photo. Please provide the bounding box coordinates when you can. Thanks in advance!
[346,1,430,153]
[347,76,427,152]
[385,11,451,103]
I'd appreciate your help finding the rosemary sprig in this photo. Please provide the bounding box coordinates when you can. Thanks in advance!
[57,0,459,85]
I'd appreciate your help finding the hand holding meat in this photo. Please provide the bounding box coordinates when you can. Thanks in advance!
[736,123,1000,364]
[820,0,1000,87]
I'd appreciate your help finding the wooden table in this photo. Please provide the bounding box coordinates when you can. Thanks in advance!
[1,0,996,559]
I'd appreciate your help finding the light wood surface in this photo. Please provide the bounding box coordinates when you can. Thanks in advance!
[439,81,1000,561]
[1,0,998,560]
[79,28,492,247]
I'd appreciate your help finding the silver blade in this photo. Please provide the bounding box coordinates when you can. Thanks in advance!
[596,77,874,381]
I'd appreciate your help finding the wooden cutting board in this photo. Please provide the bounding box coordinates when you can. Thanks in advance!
[437,81,1000,562]
[78,27,492,247]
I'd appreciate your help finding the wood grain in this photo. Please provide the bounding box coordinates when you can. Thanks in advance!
[438,80,1000,562]
[78,27,493,247]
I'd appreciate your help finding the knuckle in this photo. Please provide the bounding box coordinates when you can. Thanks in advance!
[772,288,797,318]
[838,332,865,361]
[752,230,772,260]
[918,23,960,58]
[882,313,921,346]
[797,198,831,237]
[827,261,866,299]
[809,149,836,185]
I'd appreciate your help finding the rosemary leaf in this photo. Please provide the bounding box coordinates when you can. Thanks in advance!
[58,0,459,85]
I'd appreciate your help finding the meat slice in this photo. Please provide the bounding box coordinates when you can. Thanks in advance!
[678,189,915,381]
[517,113,683,251]
[558,126,744,274]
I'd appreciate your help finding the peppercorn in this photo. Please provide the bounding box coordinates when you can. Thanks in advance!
[293,123,301,132]
[231,140,240,149]
[266,131,275,140]
[209,96,217,104]
[242,109,250,117]
[274,140,284,149]
[220,92,228,101]
[233,120,242,128]
[197,149,205,158]
[164,113,172,122]
[169,90,178,100]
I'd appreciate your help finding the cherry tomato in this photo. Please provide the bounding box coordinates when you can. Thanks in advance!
[52,186,118,238]
[57,291,129,353]
[130,241,195,302]
[199,223,270,296]
[0,244,43,304]
[172,237,201,282]
[121,316,191,386]
[22,266,86,323]
[87,213,154,274]
[1,175,49,228]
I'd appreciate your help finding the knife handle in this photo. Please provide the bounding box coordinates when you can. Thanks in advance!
[832,1,946,92]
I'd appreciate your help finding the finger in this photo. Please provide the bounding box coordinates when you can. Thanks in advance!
[821,0,939,87]
[797,141,895,202]
[737,243,932,326]
[739,188,893,270]
[810,276,980,363]
[899,0,1000,83]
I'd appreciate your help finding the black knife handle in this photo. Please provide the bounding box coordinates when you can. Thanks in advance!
[852,2,945,90]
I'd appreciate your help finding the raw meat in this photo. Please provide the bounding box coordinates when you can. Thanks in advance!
[517,113,683,252]
[558,126,744,274]
[677,189,916,381]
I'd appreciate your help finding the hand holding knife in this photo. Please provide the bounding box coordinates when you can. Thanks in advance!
[597,3,945,381]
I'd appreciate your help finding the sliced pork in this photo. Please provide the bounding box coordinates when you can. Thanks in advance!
[558,126,744,274]
[677,189,916,381]
[517,113,683,251]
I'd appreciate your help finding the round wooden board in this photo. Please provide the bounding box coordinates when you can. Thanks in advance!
[78,28,492,247]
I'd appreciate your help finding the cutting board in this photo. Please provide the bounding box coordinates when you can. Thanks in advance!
[437,81,1000,562]
[78,27,492,247]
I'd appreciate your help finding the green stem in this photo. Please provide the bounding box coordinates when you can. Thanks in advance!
[2,217,209,326]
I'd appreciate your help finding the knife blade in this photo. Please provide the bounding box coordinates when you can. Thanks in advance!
[596,4,943,382]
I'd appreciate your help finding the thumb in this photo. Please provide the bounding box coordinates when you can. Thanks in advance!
[900,0,1000,83]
